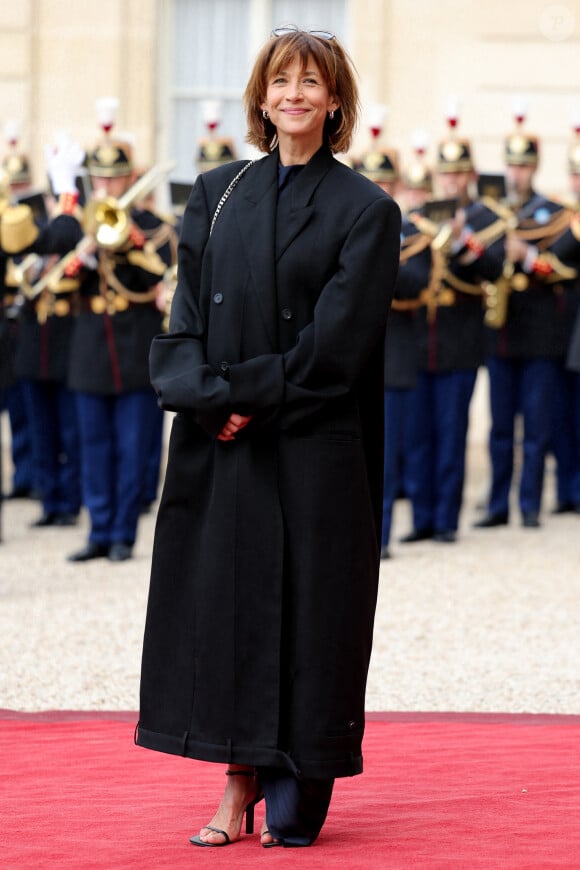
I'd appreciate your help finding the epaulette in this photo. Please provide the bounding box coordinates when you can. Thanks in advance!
[0,204,39,253]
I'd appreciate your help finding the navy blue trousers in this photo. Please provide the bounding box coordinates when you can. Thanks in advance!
[551,365,580,508]
[405,369,477,533]
[382,388,413,547]
[22,379,81,516]
[141,391,164,505]
[2,381,36,492]
[259,768,334,847]
[486,356,558,516]
[75,389,153,546]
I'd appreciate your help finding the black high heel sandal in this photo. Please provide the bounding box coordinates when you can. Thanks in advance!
[261,827,283,848]
[190,768,263,847]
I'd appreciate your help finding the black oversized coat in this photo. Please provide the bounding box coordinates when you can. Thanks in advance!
[137,146,401,779]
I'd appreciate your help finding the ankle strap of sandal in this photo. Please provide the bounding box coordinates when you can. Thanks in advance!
[225,768,256,777]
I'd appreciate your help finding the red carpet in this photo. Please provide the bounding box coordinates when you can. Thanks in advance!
[1,710,579,868]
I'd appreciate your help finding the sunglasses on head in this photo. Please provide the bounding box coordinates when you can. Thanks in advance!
[272,25,335,40]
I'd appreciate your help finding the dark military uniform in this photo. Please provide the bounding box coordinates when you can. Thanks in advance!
[402,138,504,541]
[556,206,580,510]
[480,130,578,525]
[380,214,428,552]
[552,135,580,512]
[353,145,413,555]
[13,201,84,525]
[0,153,38,498]
[66,139,175,561]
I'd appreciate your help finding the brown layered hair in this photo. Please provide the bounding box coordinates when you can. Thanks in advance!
[243,30,359,155]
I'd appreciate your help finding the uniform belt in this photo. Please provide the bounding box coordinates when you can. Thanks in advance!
[34,295,78,323]
[82,295,157,315]
[391,287,479,312]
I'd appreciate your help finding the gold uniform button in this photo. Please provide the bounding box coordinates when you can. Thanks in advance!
[114,295,130,311]
[54,300,70,317]
[90,296,107,314]
[511,273,529,292]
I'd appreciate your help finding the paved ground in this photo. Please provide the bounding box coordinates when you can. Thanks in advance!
[0,412,578,716]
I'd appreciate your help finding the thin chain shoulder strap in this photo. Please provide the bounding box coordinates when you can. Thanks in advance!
[209,160,255,237]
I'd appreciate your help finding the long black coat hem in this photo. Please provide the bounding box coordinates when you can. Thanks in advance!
[135,723,363,779]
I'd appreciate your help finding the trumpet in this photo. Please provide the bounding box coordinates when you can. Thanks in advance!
[27,159,175,299]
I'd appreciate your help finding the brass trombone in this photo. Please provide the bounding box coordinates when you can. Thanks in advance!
[27,159,175,300]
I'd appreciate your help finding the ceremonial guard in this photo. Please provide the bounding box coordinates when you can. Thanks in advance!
[0,168,16,398]
[0,169,14,529]
[12,135,86,527]
[132,178,179,515]
[475,108,578,528]
[353,110,411,558]
[401,108,504,543]
[195,99,238,174]
[0,125,38,499]
[66,100,174,562]
[559,124,580,512]
[379,136,432,558]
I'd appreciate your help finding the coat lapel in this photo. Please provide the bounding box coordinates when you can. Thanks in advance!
[235,153,279,350]
[233,146,336,349]
[275,146,336,261]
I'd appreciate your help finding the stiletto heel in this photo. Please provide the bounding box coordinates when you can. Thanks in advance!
[246,800,255,834]
[190,767,263,847]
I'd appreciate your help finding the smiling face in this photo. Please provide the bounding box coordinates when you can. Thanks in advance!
[260,54,339,162]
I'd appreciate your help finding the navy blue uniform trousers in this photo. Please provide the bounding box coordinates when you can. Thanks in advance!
[75,389,153,546]
[23,380,80,516]
[382,388,413,548]
[405,369,477,533]
[551,365,580,509]
[486,356,559,516]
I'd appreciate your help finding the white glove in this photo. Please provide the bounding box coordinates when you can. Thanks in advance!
[44,134,85,195]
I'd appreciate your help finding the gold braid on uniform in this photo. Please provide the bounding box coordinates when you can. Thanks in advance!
[443,270,485,297]
[125,219,176,275]
[391,227,434,311]
[529,252,577,283]
[422,226,455,323]
[408,212,441,238]
[399,231,432,263]
[98,250,159,305]
[516,208,572,246]
[98,216,175,301]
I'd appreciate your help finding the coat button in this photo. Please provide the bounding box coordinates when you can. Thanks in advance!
[218,360,230,379]
[213,293,223,304]
[347,720,356,730]
[281,307,293,320]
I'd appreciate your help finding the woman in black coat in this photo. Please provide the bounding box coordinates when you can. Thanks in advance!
[137,27,401,848]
